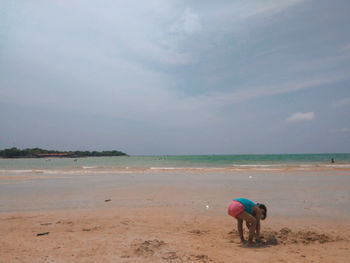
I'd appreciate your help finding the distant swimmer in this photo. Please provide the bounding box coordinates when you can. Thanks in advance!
[228,198,267,246]
[331,158,335,163]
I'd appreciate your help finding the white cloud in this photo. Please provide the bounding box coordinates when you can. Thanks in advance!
[343,43,350,54]
[240,0,307,19]
[286,112,315,122]
[170,8,201,35]
[332,97,350,108]
[180,71,349,111]
[336,128,350,132]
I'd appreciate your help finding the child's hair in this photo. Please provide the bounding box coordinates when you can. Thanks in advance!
[256,203,267,219]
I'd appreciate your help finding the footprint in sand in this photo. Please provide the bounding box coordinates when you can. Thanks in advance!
[189,229,210,236]
[123,240,212,262]
[40,223,52,226]
[82,226,102,232]
[161,251,180,261]
[186,254,213,262]
[125,239,167,258]
[120,219,134,225]
[163,252,212,263]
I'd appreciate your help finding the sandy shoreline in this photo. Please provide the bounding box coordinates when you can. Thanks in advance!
[1,169,350,262]
[1,163,350,176]
[1,208,350,263]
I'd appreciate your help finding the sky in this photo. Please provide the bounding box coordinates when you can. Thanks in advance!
[0,0,350,155]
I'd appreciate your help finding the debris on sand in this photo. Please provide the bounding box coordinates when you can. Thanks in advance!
[40,223,52,226]
[36,232,49,236]
[189,229,210,236]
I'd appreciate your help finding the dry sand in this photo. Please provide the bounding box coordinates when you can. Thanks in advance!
[1,208,349,263]
[1,169,350,262]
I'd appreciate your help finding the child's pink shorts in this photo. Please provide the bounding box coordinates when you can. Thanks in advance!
[228,200,244,218]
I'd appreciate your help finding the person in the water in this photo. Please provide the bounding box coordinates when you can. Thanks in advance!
[228,198,267,245]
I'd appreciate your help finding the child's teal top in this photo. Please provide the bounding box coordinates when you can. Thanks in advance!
[233,198,256,215]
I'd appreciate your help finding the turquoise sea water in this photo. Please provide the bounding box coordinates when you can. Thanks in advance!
[0,153,349,170]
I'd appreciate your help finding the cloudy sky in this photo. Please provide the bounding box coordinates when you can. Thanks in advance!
[1,0,349,155]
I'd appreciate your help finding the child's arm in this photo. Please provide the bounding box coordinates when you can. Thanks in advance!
[237,219,245,242]
[254,209,262,241]
[255,218,261,240]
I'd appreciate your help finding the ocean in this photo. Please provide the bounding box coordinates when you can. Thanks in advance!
[1,154,350,214]
[0,153,350,172]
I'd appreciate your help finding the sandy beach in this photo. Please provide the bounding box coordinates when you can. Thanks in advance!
[3,0,350,261]
[1,168,350,262]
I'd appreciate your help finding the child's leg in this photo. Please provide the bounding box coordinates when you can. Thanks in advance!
[237,211,256,243]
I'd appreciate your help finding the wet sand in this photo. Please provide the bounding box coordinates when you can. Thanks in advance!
[1,169,350,262]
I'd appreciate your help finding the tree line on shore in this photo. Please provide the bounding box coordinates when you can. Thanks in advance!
[0,147,127,158]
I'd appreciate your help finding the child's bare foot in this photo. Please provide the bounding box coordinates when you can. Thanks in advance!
[255,237,263,243]
[241,241,256,247]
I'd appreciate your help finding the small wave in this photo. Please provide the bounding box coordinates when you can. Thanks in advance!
[150,167,183,170]
[230,164,291,170]
[150,167,211,171]
[0,169,35,174]
[323,164,350,168]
